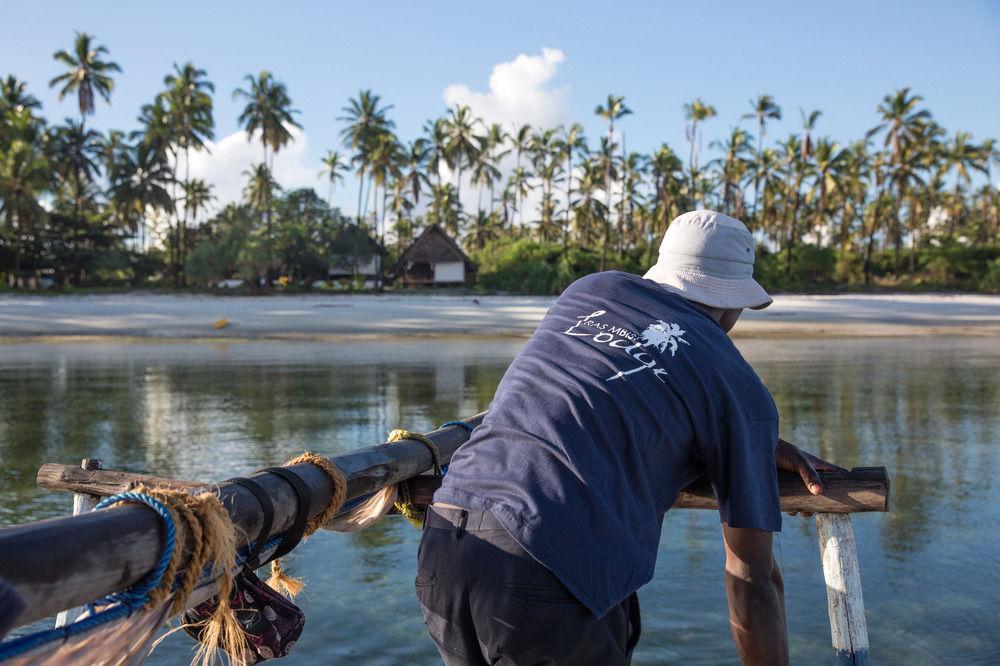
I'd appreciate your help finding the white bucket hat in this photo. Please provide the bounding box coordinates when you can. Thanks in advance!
[643,209,772,310]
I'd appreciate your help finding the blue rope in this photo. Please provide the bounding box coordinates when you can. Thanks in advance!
[93,493,177,608]
[440,420,474,433]
[0,492,177,662]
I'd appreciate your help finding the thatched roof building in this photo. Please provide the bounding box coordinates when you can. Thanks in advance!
[390,225,475,287]
[329,226,387,283]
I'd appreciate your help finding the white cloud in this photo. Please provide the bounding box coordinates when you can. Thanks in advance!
[186,126,326,213]
[443,47,570,130]
[438,48,575,220]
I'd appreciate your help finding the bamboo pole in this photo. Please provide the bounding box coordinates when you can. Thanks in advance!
[0,416,484,629]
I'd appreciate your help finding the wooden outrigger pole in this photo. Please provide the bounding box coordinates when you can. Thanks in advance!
[0,415,887,664]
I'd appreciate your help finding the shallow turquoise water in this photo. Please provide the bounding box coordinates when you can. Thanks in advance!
[0,337,997,664]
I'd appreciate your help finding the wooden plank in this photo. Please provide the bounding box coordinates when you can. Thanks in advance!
[36,467,204,497]
[394,466,890,514]
[816,513,871,665]
[0,415,484,629]
[675,466,889,514]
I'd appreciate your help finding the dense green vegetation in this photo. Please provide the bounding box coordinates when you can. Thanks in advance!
[2,33,998,294]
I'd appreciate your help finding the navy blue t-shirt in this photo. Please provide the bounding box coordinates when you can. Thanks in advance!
[435,271,781,618]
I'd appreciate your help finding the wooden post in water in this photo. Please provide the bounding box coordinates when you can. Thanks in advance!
[54,459,102,629]
[816,513,870,665]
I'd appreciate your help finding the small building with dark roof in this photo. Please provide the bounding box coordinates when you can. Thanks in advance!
[390,224,476,287]
[328,225,388,287]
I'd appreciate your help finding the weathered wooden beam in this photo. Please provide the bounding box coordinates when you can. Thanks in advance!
[36,467,204,497]
[675,466,889,514]
[0,415,484,629]
[816,513,870,665]
[36,466,203,496]
[401,466,890,514]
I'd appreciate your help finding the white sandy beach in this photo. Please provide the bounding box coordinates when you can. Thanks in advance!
[0,292,998,339]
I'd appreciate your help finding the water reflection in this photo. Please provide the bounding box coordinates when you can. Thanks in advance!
[0,337,997,664]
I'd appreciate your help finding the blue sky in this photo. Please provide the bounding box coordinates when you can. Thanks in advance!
[2,0,998,212]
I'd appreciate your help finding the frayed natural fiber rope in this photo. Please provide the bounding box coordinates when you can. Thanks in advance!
[324,429,444,531]
[386,429,443,528]
[323,484,398,533]
[109,483,249,666]
[267,452,348,598]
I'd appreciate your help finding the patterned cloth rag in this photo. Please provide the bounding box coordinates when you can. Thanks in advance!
[184,567,305,663]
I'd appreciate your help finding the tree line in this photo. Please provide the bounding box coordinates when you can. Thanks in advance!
[2,32,998,293]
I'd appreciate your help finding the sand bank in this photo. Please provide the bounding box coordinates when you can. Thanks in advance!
[0,292,997,340]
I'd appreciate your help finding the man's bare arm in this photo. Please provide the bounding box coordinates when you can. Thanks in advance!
[722,523,788,666]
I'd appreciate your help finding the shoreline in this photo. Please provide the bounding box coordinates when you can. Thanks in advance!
[1,292,998,341]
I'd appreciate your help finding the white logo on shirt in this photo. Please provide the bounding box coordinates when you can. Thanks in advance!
[562,310,691,383]
[639,321,690,357]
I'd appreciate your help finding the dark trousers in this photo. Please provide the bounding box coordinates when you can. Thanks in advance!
[415,505,641,665]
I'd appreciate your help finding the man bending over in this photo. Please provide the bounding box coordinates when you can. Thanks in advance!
[416,210,839,665]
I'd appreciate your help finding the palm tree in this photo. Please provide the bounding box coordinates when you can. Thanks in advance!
[872,88,932,166]
[400,139,430,209]
[648,144,685,264]
[559,123,586,252]
[710,127,752,217]
[810,138,847,246]
[683,98,716,204]
[471,135,502,214]
[1,76,41,115]
[243,163,279,216]
[367,131,402,245]
[234,71,300,269]
[164,62,214,285]
[319,150,349,206]
[423,117,449,189]
[595,135,620,270]
[0,137,50,282]
[109,141,176,252]
[595,95,632,270]
[742,95,781,218]
[340,90,394,222]
[940,131,988,237]
[482,123,509,212]
[800,109,822,161]
[49,32,121,129]
[778,134,812,274]
[443,105,482,212]
[183,178,214,229]
[234,71,301,170]
[509,124,533,227]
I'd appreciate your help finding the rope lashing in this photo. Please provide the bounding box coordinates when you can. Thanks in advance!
[324,424,466,532]
[0,487,247,666]
[386,429,445,527]
[265,452,348,598]
[93,492,177,608]
[98,485,247,666]
[387,429,442,475]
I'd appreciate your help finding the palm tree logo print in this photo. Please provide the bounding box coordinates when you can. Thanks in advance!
[640,321,690,357]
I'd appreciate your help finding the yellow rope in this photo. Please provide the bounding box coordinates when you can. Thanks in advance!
[266,452,348,598]
[386,429,443,528]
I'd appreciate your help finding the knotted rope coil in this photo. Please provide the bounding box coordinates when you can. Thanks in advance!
[322,422,467,533]
[98,484,248,666]
[386,429,443,527]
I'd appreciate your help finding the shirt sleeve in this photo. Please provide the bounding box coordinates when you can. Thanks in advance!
[697,415,782,532]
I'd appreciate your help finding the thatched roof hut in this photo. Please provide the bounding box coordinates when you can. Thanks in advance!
[390,225,475,287]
